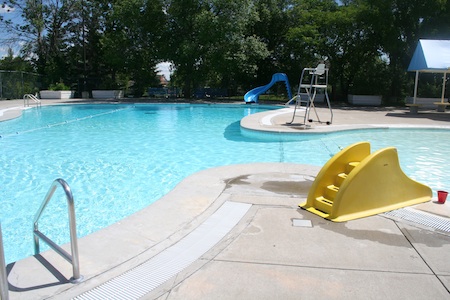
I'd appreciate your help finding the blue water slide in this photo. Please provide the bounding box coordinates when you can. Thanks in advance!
[244,73,293,103]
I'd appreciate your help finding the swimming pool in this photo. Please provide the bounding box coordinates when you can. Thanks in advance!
[1,103,449,264]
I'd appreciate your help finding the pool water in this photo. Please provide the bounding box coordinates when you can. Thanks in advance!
[1,103,449,264]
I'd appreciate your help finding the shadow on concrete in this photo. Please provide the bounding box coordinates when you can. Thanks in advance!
[300,208,450,248]
[6,254,70,292]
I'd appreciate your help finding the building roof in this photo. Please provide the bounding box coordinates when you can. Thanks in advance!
[159,75,169,87]
[407,39,450,73]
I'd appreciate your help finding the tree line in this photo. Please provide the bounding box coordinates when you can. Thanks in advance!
[1,0,449,102]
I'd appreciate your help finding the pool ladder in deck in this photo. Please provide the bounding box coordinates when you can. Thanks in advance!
[23,93,41,107]
[0,179,82,300]
[0,223,9,300]
[33,178,83,283]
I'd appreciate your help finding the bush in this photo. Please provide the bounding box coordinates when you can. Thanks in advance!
[49,82,70,91]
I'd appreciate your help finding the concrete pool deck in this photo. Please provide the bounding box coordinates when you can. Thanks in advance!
[1,99,450,299]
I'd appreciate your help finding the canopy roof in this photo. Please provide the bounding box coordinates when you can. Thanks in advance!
[407,39,450,73]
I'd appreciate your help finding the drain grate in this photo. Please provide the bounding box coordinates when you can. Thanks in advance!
[383,207,450,233]
[73,201,251,300]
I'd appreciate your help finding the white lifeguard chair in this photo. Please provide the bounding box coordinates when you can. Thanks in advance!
[286,63,333,125]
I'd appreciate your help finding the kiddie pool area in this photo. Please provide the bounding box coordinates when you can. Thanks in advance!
[1,100,450,299]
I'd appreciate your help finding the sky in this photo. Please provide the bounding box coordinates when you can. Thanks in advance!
[156,62,173,80]
[0,3,20,58]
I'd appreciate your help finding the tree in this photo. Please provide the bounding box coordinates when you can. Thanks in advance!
[321,1,383,99]
[3,0,166,96]
[4,0,81,87]
[2,0,448,101]
[0,48,34,71]
[419,0,450,39]
[287,0,344,97]
[365,0,447,100]
[64,0,105,94]
[201,0,270,94]
[0,48,39,99]
[100,0,166,96]
[163,0,202,97]
[165,0,269,97]
[250,0,295,85]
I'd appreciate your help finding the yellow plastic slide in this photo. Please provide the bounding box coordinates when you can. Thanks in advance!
[300,141,432,222]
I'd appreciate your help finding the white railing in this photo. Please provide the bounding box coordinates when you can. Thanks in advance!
[33,179,83,283]
[23,94,41,107]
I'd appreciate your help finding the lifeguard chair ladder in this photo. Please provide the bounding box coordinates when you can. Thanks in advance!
[287,64,333,125]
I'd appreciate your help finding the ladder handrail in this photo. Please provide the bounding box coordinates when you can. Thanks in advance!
[23,94,41,107]
[33,178,82,283]
[0,223,9,300]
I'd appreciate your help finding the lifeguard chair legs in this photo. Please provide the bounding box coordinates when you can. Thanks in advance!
[287,64,333,126]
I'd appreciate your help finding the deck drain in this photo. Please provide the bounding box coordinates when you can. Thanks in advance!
[292,219,312,227]
[73,201,251,300]
[383,207,450,233]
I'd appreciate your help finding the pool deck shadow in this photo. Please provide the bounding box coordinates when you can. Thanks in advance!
[1,99,450,299]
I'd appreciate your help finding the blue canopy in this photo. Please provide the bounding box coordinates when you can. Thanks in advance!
[408,39,450,104]
[408,39,450,72]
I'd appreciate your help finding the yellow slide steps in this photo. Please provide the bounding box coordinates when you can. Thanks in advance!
[300,142,432,222]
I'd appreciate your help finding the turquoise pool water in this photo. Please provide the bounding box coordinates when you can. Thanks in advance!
[1,103,449,264]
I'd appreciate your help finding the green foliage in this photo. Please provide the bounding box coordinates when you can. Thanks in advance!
[2,0,450,102]
[95,0,166,96]
[0,48,34,72]
[165,0,269,97]
[349,57,390,95]
[0,70,41,99]
[417,73,447,98]
[48,82,71,91]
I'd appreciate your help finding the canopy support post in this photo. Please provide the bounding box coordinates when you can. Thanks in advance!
[413,71,419,104]
[441,72,447,103]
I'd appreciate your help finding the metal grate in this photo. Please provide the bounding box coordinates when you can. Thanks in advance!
[73,201,251,300]
[383,207,450,233]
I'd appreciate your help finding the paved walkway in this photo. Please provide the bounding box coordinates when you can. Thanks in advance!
[1,99,450,299]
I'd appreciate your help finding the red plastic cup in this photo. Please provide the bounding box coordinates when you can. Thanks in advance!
[437,190,448,204]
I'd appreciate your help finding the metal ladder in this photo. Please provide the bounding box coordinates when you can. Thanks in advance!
[0,223,9,300]
[33,178,83,283]
[23,94,41,107]
[287,64,333,125]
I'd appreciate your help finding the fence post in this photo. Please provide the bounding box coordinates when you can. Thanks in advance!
[0,72,3,99]
[21,71,24,98]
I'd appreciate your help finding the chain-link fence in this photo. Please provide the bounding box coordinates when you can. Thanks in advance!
[0,71,42,100]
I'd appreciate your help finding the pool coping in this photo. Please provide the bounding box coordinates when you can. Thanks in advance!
[2,99,450,299]
[240,105,450,133]
[6,163,322,299]
[9,161,450,299]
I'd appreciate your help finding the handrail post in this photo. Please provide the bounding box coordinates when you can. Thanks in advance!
[23,94,41,108]
[33,179,82,283]
[66,183,81,282]
[0,223,9,300]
